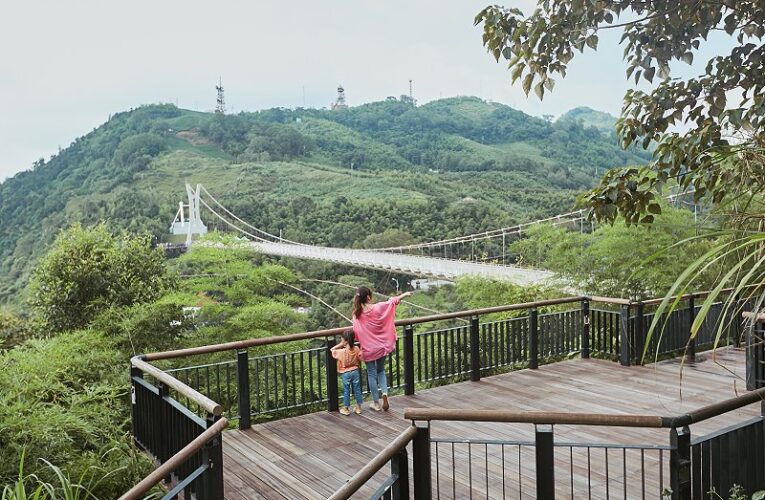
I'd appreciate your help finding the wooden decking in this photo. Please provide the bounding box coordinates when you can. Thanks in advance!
[222,348,756,499]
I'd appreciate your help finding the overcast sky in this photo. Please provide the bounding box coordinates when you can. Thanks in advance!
[0,0,733,181]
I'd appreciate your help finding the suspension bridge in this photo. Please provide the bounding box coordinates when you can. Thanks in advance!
[170,184,693,287]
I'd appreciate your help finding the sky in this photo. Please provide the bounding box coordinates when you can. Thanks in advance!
[0,0,734,181]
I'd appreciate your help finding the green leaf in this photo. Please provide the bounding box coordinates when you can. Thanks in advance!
[522,73,534,95]
[534,82,545,100]
[644,67,656,83]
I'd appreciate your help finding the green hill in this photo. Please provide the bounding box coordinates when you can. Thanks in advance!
[556,106,618,133]
[0,97,650,304]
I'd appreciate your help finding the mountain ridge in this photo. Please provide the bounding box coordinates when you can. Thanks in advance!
[0,96,650,304]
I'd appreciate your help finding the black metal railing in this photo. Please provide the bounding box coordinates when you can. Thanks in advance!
[430,436,672,499]
[126,359,225,500]
[151,294,753,430]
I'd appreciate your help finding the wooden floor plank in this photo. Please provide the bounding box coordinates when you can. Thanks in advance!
[223,347,754,499]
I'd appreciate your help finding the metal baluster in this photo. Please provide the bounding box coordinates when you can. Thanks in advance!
[588,447,592,500]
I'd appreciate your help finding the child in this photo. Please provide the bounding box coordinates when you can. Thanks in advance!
[331,330,364,415]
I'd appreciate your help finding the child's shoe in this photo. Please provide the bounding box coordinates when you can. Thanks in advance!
[381,393,389,411]
[354,405,362,415]
[370,401,381,412]
[339,407,351,416]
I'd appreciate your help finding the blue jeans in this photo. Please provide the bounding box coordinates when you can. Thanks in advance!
[341,369,363,408]
[366,356,388,403]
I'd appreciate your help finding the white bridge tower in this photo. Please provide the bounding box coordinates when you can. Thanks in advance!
[170,183,208,246]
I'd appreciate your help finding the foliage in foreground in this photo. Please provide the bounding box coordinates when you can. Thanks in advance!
[0,331,151,498]
[476,1,765,225]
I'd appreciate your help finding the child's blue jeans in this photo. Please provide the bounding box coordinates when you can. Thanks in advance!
[341,368,364,407]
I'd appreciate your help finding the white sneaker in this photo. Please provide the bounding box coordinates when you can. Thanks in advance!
[370,401,381,412]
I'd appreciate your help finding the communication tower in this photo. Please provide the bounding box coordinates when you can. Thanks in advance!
[215,78,226,114]
[331,84,348,110]
[409,79,417,107]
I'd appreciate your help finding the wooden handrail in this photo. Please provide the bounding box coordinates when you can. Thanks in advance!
[132,357,222,416]
[403,409,663,427]
[327,426,417,500]
[119,417,228,500]
[142,296,583,361]
[405,386,765,429]
[589,295,632,306]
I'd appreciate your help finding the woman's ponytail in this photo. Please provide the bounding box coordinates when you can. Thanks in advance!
[352,286,372,318]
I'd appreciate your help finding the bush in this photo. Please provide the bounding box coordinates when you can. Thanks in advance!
[29,223,174,333]
[0,331,151,498]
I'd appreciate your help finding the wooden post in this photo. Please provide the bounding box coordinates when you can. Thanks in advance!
[530,308,539,369]
[412,422,432,500]
[326,337,339,412]
[535,424,555,499]
[404,325,415,395]
[687,296,696,363]
[470,316,481,381]
[391,447,410,500]
[669,426,691,500]
[581,298,590,359]
[619,304,632,366]
[237,350,251,429]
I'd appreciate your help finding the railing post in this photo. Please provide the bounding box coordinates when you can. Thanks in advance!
[669,426,691,500]
[391,446,410,500]
[530,308,539,369]
[237,350,251,429]
[635,301,645,365]
[470,315,481,381]
[619,304,632,366]
[157,382,171,483]
[687,295,696,363]
[581,298,590,359]
[535,424,555,500]
[404,325,415,395]
[130,366,142,447]
[326,337,339,412]
[412,422,432,500]
[203,414,225,500]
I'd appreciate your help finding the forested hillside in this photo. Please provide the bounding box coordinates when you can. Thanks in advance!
[0,97,649,304]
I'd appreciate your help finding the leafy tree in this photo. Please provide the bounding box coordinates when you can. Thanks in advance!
[476,1,765,223]
[510,205,718,298]
[355,229,417,249]
[29,223,174,332]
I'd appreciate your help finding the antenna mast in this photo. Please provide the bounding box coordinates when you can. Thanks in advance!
[331,84,348,110]
[215,77,226,114]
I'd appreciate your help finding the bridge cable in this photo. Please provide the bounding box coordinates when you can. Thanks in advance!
[199,185,306,246]
[299,278,469,323]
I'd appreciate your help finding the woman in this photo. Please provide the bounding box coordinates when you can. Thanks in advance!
[351,286,413,411]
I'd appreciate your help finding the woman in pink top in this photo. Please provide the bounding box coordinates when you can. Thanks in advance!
[352,286,413,411]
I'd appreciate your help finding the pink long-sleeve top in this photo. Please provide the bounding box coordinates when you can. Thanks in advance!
[352,296,401,362]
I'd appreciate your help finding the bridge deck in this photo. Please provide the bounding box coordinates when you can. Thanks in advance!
[222,348,754,499]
